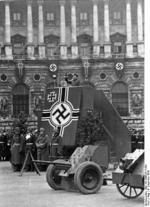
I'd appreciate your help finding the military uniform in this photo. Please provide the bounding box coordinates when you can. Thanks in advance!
[10,128,22,171]
[50,130,63,158]
[0,132,5,161]
[5,132,12,161]
[36,128,49,161]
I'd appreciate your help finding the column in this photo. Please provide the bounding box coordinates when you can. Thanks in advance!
[137,0,144,57]
[92,0,100,57]
[71,0,78,58]
[126,0,133,57]
[27,0,34,58]
[38,0,45,58]
[104,0,111,58]
[5,1,12,59]
[60,0,67,58]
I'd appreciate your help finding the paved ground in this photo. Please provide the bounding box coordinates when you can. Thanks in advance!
[0,162,144,207]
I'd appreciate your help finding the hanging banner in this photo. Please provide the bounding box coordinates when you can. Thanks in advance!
[40,87,81,146]
[48,60,59,79]
[114,60,125,79]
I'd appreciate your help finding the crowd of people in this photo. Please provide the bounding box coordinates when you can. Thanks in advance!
[0,127,47,171]
[0,123,65,172]
[128,127,144,152]
[0,113,144,173]
[0,130,11,161]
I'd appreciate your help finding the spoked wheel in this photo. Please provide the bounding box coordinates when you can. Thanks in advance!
[74,161,103,194]
[46,164,63,190]
[116,184,143,199]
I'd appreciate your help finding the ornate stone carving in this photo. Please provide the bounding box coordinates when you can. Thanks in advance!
[131,91,143,115]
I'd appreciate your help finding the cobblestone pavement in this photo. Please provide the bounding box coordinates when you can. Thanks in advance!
[0,162,144,207]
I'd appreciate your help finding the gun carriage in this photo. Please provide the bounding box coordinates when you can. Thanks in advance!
[112,149,144,198]
[34,86,143,195]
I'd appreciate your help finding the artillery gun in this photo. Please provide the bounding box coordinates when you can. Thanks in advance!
[46,144,108,194]
[37,85,134,194]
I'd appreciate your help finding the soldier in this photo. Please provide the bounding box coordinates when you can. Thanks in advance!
[10,127,22,171]
[50,128,63,158]
[2,130,8,161]
[71,74,80,86]
[36,128,49,170]
[0,131,5,161]
[31,128,39,160]
[23,128,37,171]
[5,130,12,161]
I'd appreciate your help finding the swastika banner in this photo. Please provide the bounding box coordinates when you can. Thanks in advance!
[48,60,59,79]
[40,87,81,146]
[40,85,131,159]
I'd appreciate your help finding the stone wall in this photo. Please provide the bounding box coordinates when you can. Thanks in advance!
[0,57,144,131]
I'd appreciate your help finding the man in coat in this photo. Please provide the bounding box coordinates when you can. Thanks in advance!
[0,131,5,161]
[10,127,22,171]
[36,128,49,170]
[50,128,63,158]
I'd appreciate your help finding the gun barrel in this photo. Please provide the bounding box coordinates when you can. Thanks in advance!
[33,160,71,168]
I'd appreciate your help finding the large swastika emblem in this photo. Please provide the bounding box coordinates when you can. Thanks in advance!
[42,87,80,136]
[115,62,124,71]
[51,102,72,126]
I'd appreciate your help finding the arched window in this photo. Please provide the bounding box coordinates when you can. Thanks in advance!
[12,84,29,117]
[112,82,128,116]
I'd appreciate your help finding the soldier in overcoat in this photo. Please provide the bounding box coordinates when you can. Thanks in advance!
[0,131,5,161]
[36,128,49,170]
[10,127,22,171]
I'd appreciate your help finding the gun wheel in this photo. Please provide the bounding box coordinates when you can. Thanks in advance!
[46,164,63,190]
[116,184,143,199]
[74,161,103,194]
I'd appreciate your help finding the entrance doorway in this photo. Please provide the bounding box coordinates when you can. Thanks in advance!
[12,84,29,117]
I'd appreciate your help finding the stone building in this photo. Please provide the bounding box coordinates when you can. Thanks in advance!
[0,0,144,130]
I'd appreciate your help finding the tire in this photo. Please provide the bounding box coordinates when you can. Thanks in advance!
[74,161,103,194]
[116,184,144,199]
[46,164,63,190]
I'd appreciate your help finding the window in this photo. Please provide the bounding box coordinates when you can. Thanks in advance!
[13,13,21,21]
[113,12,121,20]
[110,33,126,57]
[112,11,122,24]
[133,44,138,53]
[79,45,91,57]
[34,46,38,56]
[47,13,54,21]
[100,73,106,80]
[80,13,87,21]
[80,12,88,25]
[100,46,104,54]
[133,72,139,79]
[47,46,58,57]
[78,34,92,57]
[11,34,26,56]
[12,84,29,117]
[112,82,128,116]
[34,74,41,81]
[0,74,7,82]
[114,42,122,53]
[1,46,5,56]
[13,43,24,55]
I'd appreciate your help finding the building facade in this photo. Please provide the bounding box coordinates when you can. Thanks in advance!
[0,0,144,130]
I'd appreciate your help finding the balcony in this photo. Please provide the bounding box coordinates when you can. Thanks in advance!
[0,45,141,61]
[112,53,125,59]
